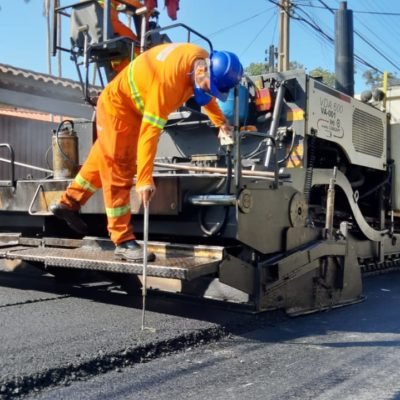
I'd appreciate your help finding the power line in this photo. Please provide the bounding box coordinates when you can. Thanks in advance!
[316,0,400,73]
[207,7,274,38]
[292,2,385,74]
[266,0,398,75]
[353,31,400,74]
[240,11,277,58]
[303,5,400,16]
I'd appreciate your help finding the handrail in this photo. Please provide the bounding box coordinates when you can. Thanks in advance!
[0,143,15,188]
[28,184,53,216]
[144,23,213,52]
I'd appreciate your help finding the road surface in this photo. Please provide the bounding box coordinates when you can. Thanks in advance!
[1,262,400,399]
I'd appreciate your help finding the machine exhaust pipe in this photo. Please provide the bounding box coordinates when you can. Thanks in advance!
[335,1,354,97]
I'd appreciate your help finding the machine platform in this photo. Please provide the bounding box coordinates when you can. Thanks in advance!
[0,235,224,280]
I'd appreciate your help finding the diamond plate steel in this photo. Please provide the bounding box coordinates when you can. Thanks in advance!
[1,245,221,280]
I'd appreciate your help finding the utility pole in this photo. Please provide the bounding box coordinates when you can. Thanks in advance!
[269,45,276,72]
[265,45,276,72]
[278,0,292,72]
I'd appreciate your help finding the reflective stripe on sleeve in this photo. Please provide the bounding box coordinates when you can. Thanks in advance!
[143,112,167,129]
[106,205,131,218]
[128,62,144,114]
[75,173,98,193]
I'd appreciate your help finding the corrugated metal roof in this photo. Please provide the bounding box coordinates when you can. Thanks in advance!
[0,63,84,91]
[0,63,98,120]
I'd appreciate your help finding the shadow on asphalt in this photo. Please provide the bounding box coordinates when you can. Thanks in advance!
[0,262,286,332]
[2,262,400,340]
[241,273,400,345]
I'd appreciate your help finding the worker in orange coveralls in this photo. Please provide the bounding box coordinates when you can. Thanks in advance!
[50,42,243,262]
[97,0,147,74]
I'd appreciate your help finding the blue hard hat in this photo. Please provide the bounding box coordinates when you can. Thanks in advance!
[209,51,243,102]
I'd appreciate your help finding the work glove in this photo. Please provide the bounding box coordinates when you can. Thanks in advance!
[218,122,234,146]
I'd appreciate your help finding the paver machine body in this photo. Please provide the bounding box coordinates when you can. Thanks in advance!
[0,0,398,315]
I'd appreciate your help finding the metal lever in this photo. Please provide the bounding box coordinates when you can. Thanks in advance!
[324,166,337,239]
[141,201,154,331]
[264,81,286,168]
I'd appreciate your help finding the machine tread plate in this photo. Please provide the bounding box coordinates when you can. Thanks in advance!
[0,245,220,280]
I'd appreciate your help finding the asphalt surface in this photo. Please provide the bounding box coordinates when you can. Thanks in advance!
[1,261,400,399]
[0,261,278,399]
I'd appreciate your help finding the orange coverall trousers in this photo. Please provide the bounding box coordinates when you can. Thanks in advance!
[59,99,140,245]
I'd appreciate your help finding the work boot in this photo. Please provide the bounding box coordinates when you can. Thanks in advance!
[114,240,156,262]
[50,203,88,235]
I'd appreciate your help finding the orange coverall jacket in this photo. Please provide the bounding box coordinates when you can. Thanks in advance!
[101,42,226,190]
[60,42,226,245]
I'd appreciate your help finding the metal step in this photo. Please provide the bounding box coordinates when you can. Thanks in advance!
[0,236,224,280]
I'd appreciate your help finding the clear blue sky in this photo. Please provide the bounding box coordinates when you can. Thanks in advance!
[1,0,400,93]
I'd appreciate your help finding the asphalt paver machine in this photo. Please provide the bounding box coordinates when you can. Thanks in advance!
[0,0,399,315]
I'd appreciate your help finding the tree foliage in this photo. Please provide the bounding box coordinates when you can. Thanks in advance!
[362,69,399,89]
[244,62,336,88]
[245,62,269,76]
[309,67,335,87]
[245,62,400,90]
[244,61,304,76]
[289,61,304,71]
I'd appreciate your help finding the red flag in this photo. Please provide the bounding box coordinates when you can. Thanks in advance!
[165,0,179,20]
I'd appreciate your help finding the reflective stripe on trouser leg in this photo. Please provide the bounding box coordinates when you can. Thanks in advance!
[60,141,102,210]
[96,99,140,245]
